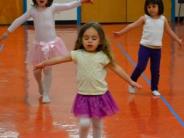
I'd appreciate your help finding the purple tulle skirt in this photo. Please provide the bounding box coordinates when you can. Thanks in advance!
[72,91,119,118]
[28,37,69,65]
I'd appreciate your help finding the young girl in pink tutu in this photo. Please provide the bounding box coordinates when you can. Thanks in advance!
[34,22,142,138]
[0,0,93,103]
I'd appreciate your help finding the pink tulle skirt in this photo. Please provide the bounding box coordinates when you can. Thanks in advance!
[28,37,69,65]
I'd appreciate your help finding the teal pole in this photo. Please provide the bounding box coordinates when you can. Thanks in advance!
[77,7,81,27]
[171,0,175,22]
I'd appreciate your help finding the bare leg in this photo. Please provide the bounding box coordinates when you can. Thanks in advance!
[79,117,91,138]
[92,118,103,138]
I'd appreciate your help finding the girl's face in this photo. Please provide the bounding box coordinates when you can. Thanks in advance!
[147,4,159,17]
[36,0,48,7]
[82,27,100,52]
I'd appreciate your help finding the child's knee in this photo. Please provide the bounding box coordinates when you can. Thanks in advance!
[43,68,52,74]
[33,69,42,76]
[92,118,103,129]
[79,118,91,128]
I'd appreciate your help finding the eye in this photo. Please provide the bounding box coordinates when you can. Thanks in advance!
[92,36,97,40]
[147,6,151,9]
[83,36,89,40]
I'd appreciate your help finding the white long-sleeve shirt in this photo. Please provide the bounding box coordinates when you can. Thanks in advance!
[8,1,81,42]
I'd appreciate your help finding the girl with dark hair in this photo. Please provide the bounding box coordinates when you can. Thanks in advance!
[113,0,184,96]
[0,0,94,103]
[32,0,54,7]
[34,22,142,138]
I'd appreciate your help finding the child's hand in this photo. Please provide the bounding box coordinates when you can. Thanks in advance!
[180,38,184,47]
[81,0,94,3]
[177,38,184,48]
[34,62,45,70]
[130,80,142,89]
[0,32,9,42]
[113,31,122,37]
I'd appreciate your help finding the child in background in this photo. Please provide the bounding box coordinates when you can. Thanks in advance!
[113,0,184,96]
[34,22,142,138]
[0,0,94,103]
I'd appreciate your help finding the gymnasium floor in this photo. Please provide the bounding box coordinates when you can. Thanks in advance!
[0,23,184,138]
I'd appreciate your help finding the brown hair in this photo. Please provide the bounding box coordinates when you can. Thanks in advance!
[32,0,54,7]
[74,22,114,63]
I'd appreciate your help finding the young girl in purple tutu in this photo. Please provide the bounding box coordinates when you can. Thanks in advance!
[0,0,94,103]
[34,22,142,138]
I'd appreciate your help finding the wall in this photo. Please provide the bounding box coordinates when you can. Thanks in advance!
[81,0,172,23]
[0,0,183,24]
[81,0,126,23]
[0,0,23,24]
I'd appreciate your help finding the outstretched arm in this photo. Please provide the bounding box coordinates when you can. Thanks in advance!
[164,17,184,47]
[107,62,142,89]
[53,0,93,12]
[0,31,9,42]
[113,16,145,36]
[0,11,31,42]
[34,55,73,70]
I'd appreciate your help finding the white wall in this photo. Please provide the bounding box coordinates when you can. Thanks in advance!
[26,0,78,20]
[175,0,184,17]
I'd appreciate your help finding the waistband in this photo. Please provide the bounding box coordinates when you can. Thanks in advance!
[140,44,161,49]
[34,37,60,46]
[33,37,61,56]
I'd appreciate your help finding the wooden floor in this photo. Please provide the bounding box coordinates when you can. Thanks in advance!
[0,23,184,138]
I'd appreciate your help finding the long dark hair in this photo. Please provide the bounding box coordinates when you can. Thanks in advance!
[32,0,54,7]
[74,22,113,63]
[144,0,164,16]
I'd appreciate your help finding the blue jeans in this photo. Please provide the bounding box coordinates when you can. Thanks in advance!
[131,45,161,91]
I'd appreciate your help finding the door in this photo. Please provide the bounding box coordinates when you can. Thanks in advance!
[0,0,23,24]
[81,0,126,23]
